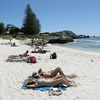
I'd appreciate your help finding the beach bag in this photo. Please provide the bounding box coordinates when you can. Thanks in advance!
[50,52,57,59]
[48,87,63,96]
[28,56,37,63]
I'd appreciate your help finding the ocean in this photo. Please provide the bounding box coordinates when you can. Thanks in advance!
[53,37,100,53]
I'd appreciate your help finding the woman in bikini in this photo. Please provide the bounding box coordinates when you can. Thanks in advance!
[33,67,77,79]
[33,67,66,78]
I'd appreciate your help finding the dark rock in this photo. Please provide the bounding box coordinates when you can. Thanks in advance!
[48,38,73,44]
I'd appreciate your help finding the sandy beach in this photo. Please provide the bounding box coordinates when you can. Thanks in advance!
[0,39,100,100]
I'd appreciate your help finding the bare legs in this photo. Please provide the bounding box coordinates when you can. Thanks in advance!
[50,67,66,78]
[8,55,17,59]
[27,77,75,88]
[48,78,72,86]
[53,75,72,82]
[38,67,66,78]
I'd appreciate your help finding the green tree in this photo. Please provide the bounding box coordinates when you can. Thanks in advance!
[0,23,5,34]
[22,4,41,35]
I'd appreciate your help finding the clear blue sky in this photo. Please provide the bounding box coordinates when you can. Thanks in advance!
[0,0,100,36]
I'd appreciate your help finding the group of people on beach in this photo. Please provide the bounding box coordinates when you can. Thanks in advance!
[6,50,32,62]
[5,42,77,95]
[6,49,57,62]
[6,51,77,88]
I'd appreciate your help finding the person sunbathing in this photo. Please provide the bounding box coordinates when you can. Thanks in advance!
[6,55,37,63]
[6,55,23,62]
[26,75,76,88]
[32,67,77,79]
[31,48,48,54]
[37,67,66,78]
[6,50,29,61]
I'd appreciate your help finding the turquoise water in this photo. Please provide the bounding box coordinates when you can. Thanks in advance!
[54,37,100,53]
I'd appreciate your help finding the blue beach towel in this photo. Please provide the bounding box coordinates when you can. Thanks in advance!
[22,81,67,91]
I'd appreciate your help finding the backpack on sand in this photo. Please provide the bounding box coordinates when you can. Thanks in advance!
[27,56,37,63]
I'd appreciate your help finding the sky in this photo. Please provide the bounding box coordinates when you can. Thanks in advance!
[0,0,100,36]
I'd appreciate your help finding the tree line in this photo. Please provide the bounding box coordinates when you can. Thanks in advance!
[0,4,41,36]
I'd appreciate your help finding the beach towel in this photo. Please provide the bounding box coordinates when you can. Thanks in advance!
[22,80,67,91]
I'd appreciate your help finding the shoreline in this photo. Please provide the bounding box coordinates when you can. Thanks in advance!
[52,44,100,56]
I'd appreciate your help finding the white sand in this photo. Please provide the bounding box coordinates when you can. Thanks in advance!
[0,39,100,100]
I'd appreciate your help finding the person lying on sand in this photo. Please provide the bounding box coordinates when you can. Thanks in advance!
[6,50,29,61]
[31,48,49,54]
[6,55,23,62]
[36,67,66,78]
[26,74,76,88]
[6,55,37,63]
[32,67,77,79]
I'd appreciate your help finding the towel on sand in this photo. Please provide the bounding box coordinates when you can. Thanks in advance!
[22,80,67,91]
